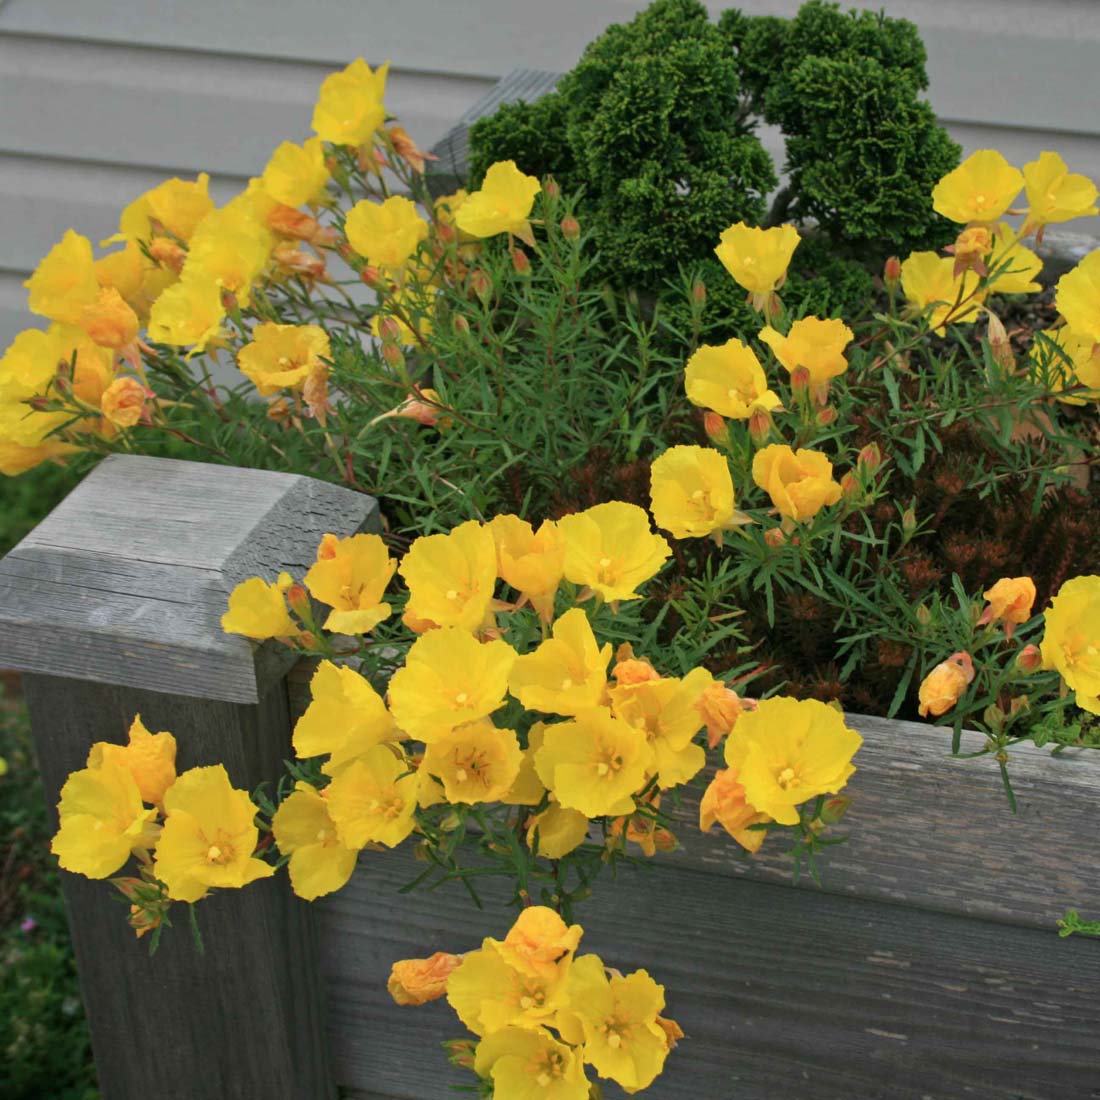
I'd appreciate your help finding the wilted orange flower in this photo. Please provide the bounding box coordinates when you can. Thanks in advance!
[388,952,463,1005]
[79,287,140,350]
[99,377,148,429]
[977,577,1036,639]
[698,767,769,852]
[917,651,975,718]
[696,681,750,749]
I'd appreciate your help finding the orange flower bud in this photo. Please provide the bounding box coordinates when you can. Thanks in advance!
[267,397,292,421]
[360,265,384,288]
[512,248,532,276]
[917,651,975,718]
[819,794,851,825]
[387,952,462,1006]
[297,631,320,651]
[857,442,883,474]
[652,827,678,853]
[443,1039,478,1071]
[543,177,560,200]
[452,314,471,336]
[376,315,403,343]
[764,527,787,548]
[789,365,811,396]
[285,583,311,619]
[468,268,493,302]
[901,506,917,537]
[148,236,187,273]
[100,377,148,428]
[273,242,326,279]
[560,215,580,240]
[691,277,707,305]
[747,407,773,445]
[839,471,861,502]
[1017,643,1042,673]
[266,205,338,247]
[703,410,728,446]
[883,255,902,289]
[816,405,838,426]
[381,342,405,370]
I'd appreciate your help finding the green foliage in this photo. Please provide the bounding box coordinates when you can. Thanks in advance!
[0,457,86,555]
[466,94,577,192]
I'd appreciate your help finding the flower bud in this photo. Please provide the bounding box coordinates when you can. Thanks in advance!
[286,583,311,619]
[652,827,678,853]
[359,265,383,288]
[816,405,838,427]
[512,248,531,276]
[560,215,581,240]
[1016,643,1042,673]
[789,365,811,396]
[297,631,319,651]
[819,795,851,825]
[857,442,883,474]
[764,527,786,549]
[381,342,406,370]
[883,255,902,290]
[747,407,772,445]
[691,277,707,306]
[917,651,975,718]
[703,411,728,446]
[452,313,471,337]
[901,505,917,537]
[443,1039,477,1071]
[986,311,1014,370]
[543,177,560,200]
[469,268,493,303]
[915,602,932,626]
[839,471,861,502]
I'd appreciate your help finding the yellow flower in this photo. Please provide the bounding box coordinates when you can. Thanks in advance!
[1040,575,1100,714]
[0,438,78,477]
[650,445,738,540]
[77,287,140,350]
[900,251,983,329]
[526,801,590,858]
[147,272,226,351]
[324,744,418,848]
[496,906,583,981]
[759,317,854,384]
[724,697,862,825]
[0,328,64,401]
[501,723,549,806]
[293,660,395,772]
[1022,151,1098,236]
[312,58,389,147]
[509,608,612,716]
[112,173,214,244]
[557,501,670,603]
[345,195,429,271]
[51,760,157,879]
[977,577,1036,639]
[985,224,1042,295]
[185,206,273,307]
[24,230,100,326]
[237,323,331,397]
[917,651,975,718]
[153,765,276,902]
[421,721,523,804]
[388,628,516,743]
[534,707,653,817]
[683,337,781,419]
[1029,327,1100,403]
[271,782,359,900]
[221,575,297,639]
[304,531,395,634]
[455,160,541,244]
[562,954,671,1092]
[262,138,330,207]
[399,519,497,632]
[752,444,842,522]
[87,714,177,808]
[714,222,800,306]
[608,666,712,789]
[99,377,147,429]
[474,1027,589,1100]
[388,952,463,1006]
[1056,250,1100,343]
[489,514,565,622]
[698,767,770,852]
[932,150,1023,224]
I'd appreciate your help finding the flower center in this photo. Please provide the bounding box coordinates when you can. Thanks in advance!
[776,766,799,790]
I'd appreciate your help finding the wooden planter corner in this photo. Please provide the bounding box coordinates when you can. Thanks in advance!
[0,456,1097,1100]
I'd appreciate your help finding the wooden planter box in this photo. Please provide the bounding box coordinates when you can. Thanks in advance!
[0,455,1097,1100]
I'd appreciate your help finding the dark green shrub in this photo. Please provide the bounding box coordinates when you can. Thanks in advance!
[466,94,577,194]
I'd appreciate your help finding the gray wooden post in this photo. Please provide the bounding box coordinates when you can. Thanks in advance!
[0,454,378,1100]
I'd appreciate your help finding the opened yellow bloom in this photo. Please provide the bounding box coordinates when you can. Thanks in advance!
[535,706,653,817]
[294,660,395,771]
[932,150,1023,224]
[759,317,854,384]
[153,765,275,902]
[724,697,861,826]
[112,173,214,244]
[388,628,516,742]
[509,608,611,716]
[271,781,359,900]
[185,206,273,308]
[502,723,549,806]
[684,337,780,419]
[455,160,541,243]
[52,760,157,879]
[345,195,429,272]
[489,514,565,621]
[147,272,226,351]
[650,445,738,541]
[475,1027,589,1100]
[87,715,177,808]
[25,230,100,326]
[900,252,983,329]
[714,222,800,302]
[752,444,842,522]
[399,519,497,631]
[238,323,331,397]
[388,952,463,1006]
[221,575,297,639]
[698,767,770,852]
[305,531,395,634]
[312,58,389,147]
[1056,251,1100,343]
[1022,151,1098,235]
[526,801,590,858]
[985,224,1042,295]
[1029,327,1100,403]
[262,138,330,208]
[1040,575,1100,714]
[0,327,65,402]
[557,501,670,603]
[421,721,522,804]
[324,743,417,848]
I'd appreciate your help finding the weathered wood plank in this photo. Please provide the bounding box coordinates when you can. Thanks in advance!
[317,845,1100,1100]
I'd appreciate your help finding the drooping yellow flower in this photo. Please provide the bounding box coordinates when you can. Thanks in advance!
[759,317,854,385]
[698,767,770,852]
[649,445,738,541]
[399,519,497,632]
[683,337,781,419]
[388,628,516,742]
[99,377,148,428]
[714,222,800,307]
[526,801,590,858]
[221,575,297,639]
[111,173,214,245]
[534,707,653,817]
[455,160,541,244]
[87,715,177,808]
[488,514,565,621]
[421,721,523,804]
[153,765,276,902]
[931,150,1023,224]
[262,137,330,208]
[1022,151,1099,236]
[304,531,395,634]
[509,608,612,716]
[724,697,862,826]
[24,230,100,326]
[237,323,331,397]
[900,251,984,329]
[557,501,670,603]
[752,444,842,522]
[147,271,226,351]
[324,743,418,848]
[562,954,671,1093]
[388,952,463,1006]
[293,660,395,771]
[985,224,1042,295]
[1029,327,1100,403]
[271,782,359,900]
[474,1027,589,1100]
[917,651,975,718]
[1056,251,1100,343]
[1040,575,1100,714]
[345,195,429,272]
[51,760,157,879]
[977,576,1036,639]
[312,58,389,147]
